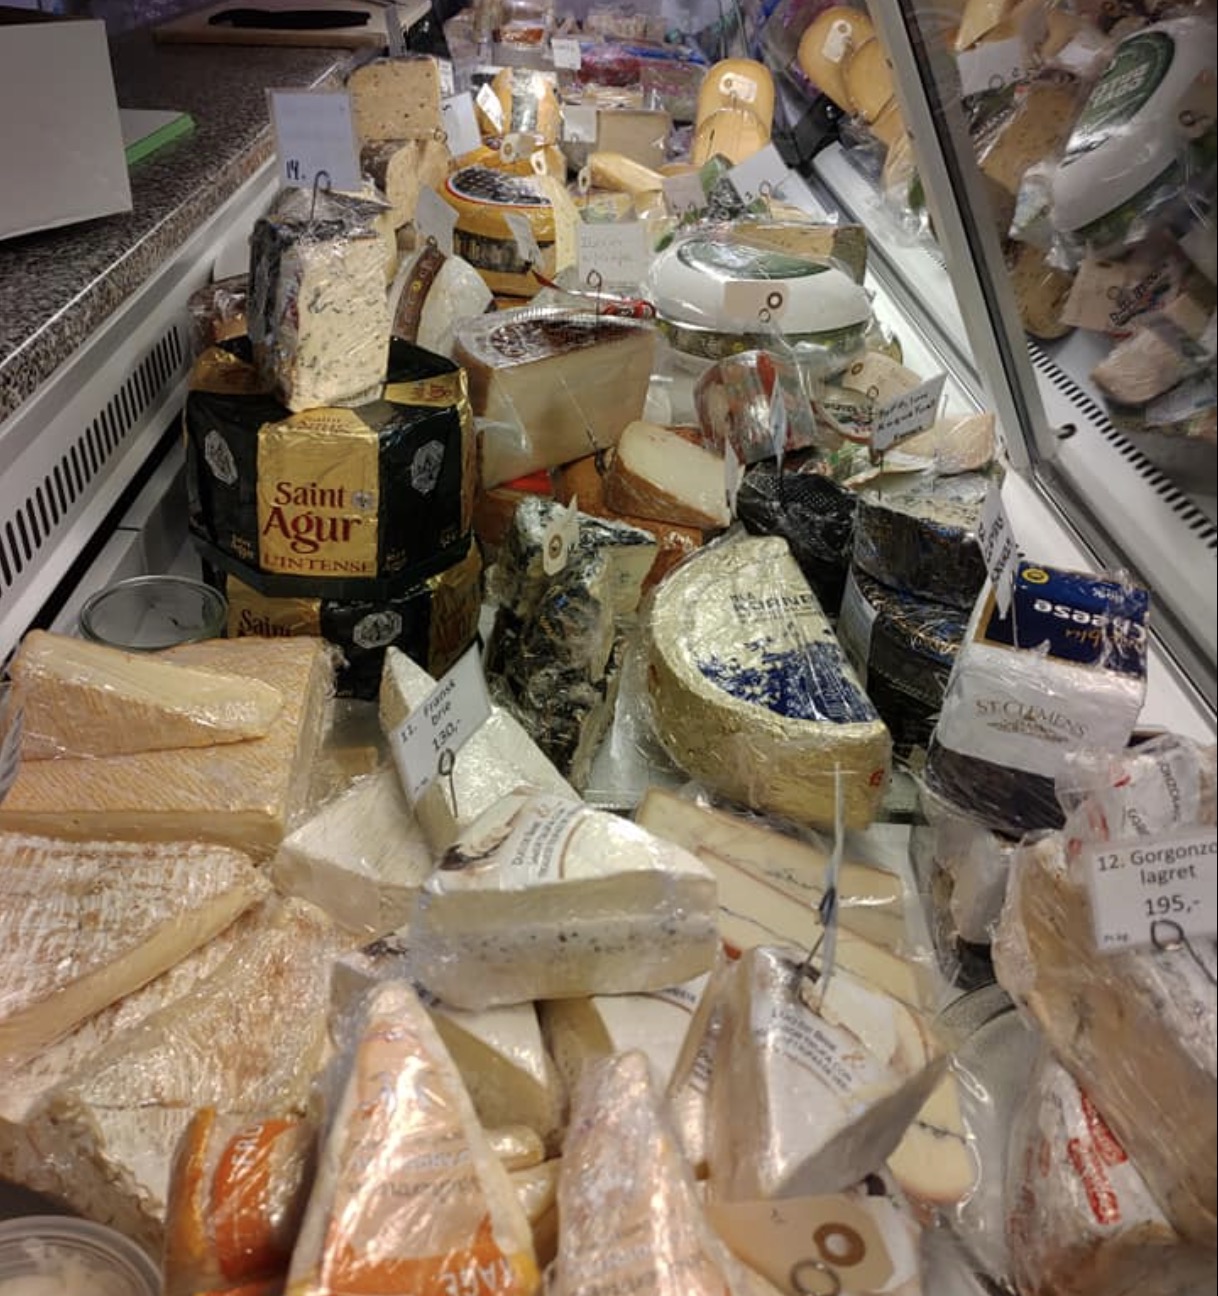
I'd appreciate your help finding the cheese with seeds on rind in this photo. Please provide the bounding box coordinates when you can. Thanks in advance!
[707,946,948,1201]
[645,535,891,831]
[10,630,284,760]
[286,980,539,1295]
[0,637,334,859]
[272,766,433,936]
[409,791,719,1011]
[378,647,577,854]
[0,833,269,1072]
[19,899,348,1256]
[603,421,731,530]
[553,1052,777,1296]
[348,56,444,145]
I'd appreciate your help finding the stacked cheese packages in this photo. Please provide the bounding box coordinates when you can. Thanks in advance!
[183,61,485,699]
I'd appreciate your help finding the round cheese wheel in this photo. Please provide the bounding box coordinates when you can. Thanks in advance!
[843,39,896,123]
[797,5,875,110]
[695,59,776,135]
[690,106,771,167]
[441,166,557,297]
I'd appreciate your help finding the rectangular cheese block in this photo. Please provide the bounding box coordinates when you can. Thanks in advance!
[645,535,892,831]
[9,629,283,760]
[707,947,947,1200]
[0,833,269,1072]
[378,646,576,853]
[0,637,334,859]
[604,420,730,530]
[286,980,539,1294]
[454,309,656,488]
[272,767,434,936]
[409,792,719,1010]
[21,899,348,1255]
[552,1052,767,1296]
[347,56,445,145]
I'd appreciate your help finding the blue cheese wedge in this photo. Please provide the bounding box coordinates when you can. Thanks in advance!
[645,535,891,830]
[408,792,719,1010]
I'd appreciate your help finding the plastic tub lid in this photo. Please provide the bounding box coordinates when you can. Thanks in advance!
[78,575,227,652]
[0,1216,160,1295]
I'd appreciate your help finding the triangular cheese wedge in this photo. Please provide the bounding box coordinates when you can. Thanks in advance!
[0,832,269,1070]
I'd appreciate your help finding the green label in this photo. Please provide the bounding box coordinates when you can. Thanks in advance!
[1065,30,1175,162]
[677,238,828,280]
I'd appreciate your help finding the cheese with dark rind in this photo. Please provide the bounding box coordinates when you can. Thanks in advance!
[645,535,891,830]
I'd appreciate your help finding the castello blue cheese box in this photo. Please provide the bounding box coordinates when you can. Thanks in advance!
[925,563,1150,837]
[184,337,475,600]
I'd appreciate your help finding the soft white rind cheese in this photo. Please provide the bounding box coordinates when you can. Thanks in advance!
[408,792,719,1011]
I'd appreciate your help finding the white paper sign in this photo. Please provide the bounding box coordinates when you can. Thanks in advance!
[415,186,457,256]
[551,36,582,69]
[577,221,650,286]
[437,58,455,97]
[723,279,788,322]
[957,37,1026,97]
[724,443,742,517]
[542,497,580,575]
[774,171,829,220]
[389,647,492,803]
[871,372,946,452]
[976,480,1019,617]
[562,104,598,143]
[441,93,482,158]
[663,170,706,217]
[1086,830,1218,953]
[727,142,790,204]
[269,90,360,193]
[475,81,505,133]
[505,212,542,267]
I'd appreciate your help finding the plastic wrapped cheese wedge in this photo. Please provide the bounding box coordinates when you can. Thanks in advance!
[552,1051,780,1296]
[9,630,284,759]
[509,1160,559,1269]
[286,980,539,1295]
[378,647,577,854]
[408,791,719,1010]
[706,946,948,1201]
[0,833,269,1072]
[272,766,434,937]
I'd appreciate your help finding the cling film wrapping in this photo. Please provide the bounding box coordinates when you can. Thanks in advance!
[285,980,539,1296]
[185,340,475,601]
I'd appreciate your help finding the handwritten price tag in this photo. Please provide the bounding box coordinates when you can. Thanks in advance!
[551,36,582,69]
[976,480,1019,618]
[269,89,360,193]
[727,142,790,205]
[440,93,482,158]
[389,647,492,803]
[663,170,706,218]
[577,220,649,286]
[871,372,946,452]
[957,37,1026,97]
[1086,830,1218,953]
[562,104,598,143]
[415,186,457,256]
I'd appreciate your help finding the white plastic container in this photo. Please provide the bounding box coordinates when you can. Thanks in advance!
[0,1217,160,1296]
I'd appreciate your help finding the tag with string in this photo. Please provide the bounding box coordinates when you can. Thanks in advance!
[542,497,580,575]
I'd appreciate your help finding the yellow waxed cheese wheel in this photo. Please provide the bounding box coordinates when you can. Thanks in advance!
[797,5,875,110]
[690,106,771,167]
[695,59,776,136]
[842,38,896,123]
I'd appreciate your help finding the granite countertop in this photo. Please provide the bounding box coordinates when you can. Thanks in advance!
[0,31,357,425]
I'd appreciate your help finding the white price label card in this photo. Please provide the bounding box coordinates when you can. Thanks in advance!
[663,170,705,217]
[576,220,649,286]
[871,372,946,452]
[389,646,492,803]
[542,497,580,575]
[774,171,829,220]
[415,186,457,256]
[977,479,1019,618]
[562,103,598,143]
[475,81,505,133]
[722,279,788,322]
[504,212,543,267]
[269,89,360,193]
[957,37,1026,98]
[1086,830,1218,953]
[727,142,790,205]
[437,58,456,97]
[724,443,742,517]
[551,36,582,69]
[441,93,482,158]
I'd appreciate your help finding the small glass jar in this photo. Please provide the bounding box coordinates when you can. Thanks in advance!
[78,575,227,652]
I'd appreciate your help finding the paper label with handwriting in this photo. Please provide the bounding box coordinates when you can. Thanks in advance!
[662,171,706,217]
[439,795,589,889]
[577,220,649,286]
[440,93,481,158]
[976,480,1018,617]
[389,647,491,803]
[727,142,790,204]
[415,186,457,256]
[1086,829,1218,953]
[551,36,582,69]
[957,37,1027,98]
[871,372,946,452]
[269,89,360,193]
[562,104,598,142]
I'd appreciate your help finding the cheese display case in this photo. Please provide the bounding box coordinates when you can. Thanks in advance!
[0,1,1214,1294]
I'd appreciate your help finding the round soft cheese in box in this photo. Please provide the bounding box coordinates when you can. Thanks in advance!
[441,166,558,298]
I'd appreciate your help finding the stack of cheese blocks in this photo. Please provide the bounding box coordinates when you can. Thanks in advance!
[0,621,978,1295]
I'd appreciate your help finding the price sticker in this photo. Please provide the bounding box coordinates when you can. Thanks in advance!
[727,142,790,205]
[957,37,1026,98]
[577,220,650,287]
[551,36,583,69]
[662,170,706,218]
[1086,830,1218,953]
[415,186,457,256]
[871,372,946,452]
[437,58,456,97]
[269,89,361,193]
[440,93,482,158]
[475,81,505,134]
[389,646,492,803]
[723,280,788,322]
[542,497,580,575]
[505,212,543,267]
[562,104,599,143]
[724,442,742,517]
[976,480,1019,618]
